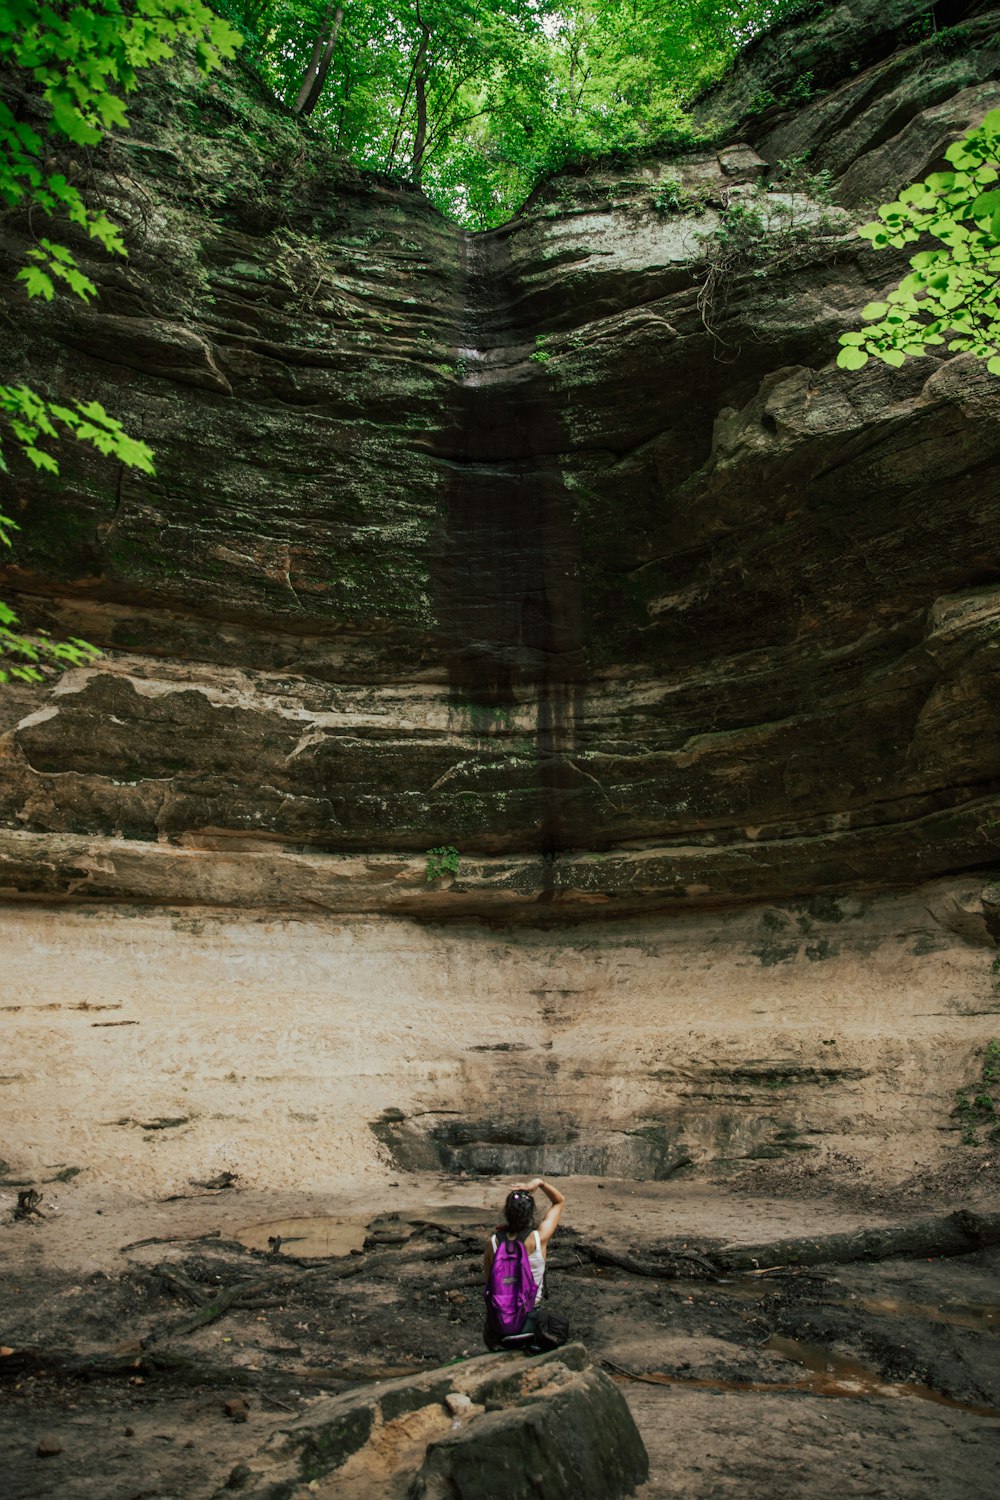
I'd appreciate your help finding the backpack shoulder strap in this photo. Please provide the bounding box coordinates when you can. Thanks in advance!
[494,1229,533,1253]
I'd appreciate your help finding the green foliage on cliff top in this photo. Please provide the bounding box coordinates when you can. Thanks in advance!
[221,0,812,227]
[838,110,1000,376]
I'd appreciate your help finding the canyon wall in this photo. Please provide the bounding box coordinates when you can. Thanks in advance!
[0,882,994,1190]
[1,0,999,1187]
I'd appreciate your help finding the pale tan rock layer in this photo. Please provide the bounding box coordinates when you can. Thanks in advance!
[0,885,993,1190]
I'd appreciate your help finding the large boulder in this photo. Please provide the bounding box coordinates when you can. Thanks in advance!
[218,1344,648,1500]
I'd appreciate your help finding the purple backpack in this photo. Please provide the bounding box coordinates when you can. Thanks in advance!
[484,1231,538,1338]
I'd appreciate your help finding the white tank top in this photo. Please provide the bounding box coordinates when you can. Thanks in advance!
[491,1229,545,1308]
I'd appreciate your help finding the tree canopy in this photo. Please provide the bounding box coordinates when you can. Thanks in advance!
[221,0,807,227]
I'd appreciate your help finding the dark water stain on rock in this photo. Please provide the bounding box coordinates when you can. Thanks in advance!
[431,227,587,868]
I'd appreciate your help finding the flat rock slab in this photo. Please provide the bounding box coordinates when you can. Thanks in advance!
[218,1343,648,1500]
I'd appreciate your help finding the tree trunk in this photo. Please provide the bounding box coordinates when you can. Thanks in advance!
[293,2,344,117]
[410,25,430,185]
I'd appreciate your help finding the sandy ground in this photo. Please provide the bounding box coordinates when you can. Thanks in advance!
[0,1172,912,1277]
[1,1170,998,1499]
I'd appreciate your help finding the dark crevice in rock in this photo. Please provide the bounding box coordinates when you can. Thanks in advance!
[373,1108,697,1179]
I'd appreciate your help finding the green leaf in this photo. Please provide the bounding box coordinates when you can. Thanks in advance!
[96,92,129,129]
[57,264,98,301]
[49,93,103,146]
[945,142,975,169]
[45,174,80,207]
[114,435,156,473]
[837,346,869,371]
[75,399,115,426]
[48,404,81,429]
[971,190,1000,220]
[88,216,127,256]
[17,265,54,300]
[39,240,76,266]
[861,301,888,320]
[24,447,59,473]
[911,250,947,269]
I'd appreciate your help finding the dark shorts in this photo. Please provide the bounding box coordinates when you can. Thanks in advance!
[483,1309,540,1352]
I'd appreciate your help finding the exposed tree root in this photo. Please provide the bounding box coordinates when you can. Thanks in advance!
[574,1212,1000,1281]
[142,1279,271,1346]
[153,1262,209,1306]
[577,1244,718,1280]
[121,1230,222,1252]
[714,1210,1000,1273]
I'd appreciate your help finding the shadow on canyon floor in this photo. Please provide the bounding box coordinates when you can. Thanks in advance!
[1,1168,998,1499]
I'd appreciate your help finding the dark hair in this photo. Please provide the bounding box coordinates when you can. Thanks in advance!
[500,1189,535,1237]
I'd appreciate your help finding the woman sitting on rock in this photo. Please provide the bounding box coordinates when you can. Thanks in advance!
[483,1176,566,1351]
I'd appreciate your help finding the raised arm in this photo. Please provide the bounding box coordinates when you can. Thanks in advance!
[513,1177,565,1247]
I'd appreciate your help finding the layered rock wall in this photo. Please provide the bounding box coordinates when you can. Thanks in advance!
[1,0,998,911]
[1,0,999,1185]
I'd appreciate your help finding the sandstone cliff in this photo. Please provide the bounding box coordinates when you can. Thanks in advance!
[1,0,998,918]
[1,0,998,1185]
